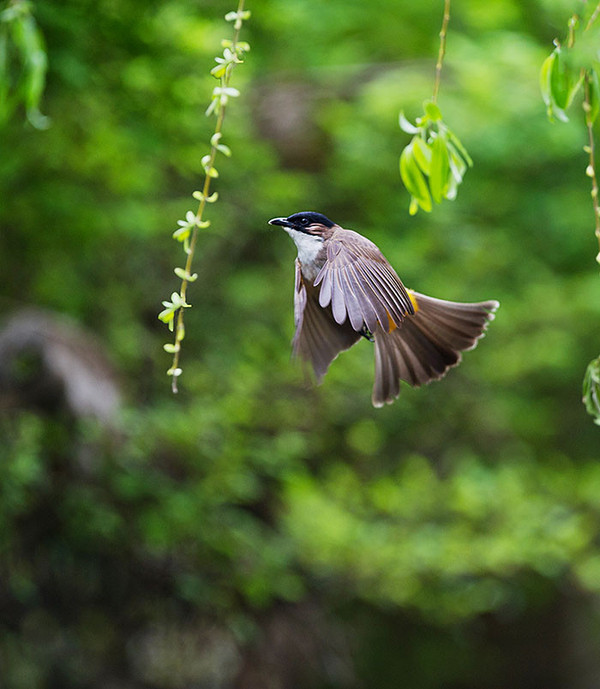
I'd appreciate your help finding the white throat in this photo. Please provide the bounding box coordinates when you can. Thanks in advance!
[285,228,325,281]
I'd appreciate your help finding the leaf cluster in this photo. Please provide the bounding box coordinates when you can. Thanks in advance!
[540,43,599,124]
[539,7,600,126]
[399,100,472,215]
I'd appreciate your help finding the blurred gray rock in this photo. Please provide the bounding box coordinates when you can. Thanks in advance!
[0,309,121,426]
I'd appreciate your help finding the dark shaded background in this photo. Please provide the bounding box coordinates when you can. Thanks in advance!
[2,0,600,687]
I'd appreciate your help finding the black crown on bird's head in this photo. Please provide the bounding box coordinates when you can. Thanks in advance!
[269,211,335,232]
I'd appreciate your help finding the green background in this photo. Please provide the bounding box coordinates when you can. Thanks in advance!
[2,0,600,686]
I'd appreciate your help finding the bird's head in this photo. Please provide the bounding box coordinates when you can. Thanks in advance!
[268,211,335,238]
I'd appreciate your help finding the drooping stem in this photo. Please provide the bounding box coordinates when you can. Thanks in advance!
[432,0,451,104]
[585,1,600,32]
[567,14,578,48]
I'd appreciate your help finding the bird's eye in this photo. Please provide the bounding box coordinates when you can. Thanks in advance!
[300,218,309,225]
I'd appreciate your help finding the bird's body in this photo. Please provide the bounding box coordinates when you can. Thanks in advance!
[269,212,499,407]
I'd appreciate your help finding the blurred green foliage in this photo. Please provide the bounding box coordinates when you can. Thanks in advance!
[1,0,600,687]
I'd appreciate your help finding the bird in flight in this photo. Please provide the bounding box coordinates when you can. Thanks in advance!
[269,211,499,407]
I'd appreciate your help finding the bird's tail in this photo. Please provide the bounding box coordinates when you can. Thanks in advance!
[372,291,499,407]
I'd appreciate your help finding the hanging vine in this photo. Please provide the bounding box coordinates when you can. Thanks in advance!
[539,2,600,424]
[158,2,250,392]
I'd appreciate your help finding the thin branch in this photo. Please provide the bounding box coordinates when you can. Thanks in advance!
[432,0,451,104]
[585,1,600,31]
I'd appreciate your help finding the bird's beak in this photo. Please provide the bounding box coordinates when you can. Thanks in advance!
[268,217,292,228]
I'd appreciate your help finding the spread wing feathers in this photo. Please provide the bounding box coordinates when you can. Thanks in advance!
[314,230,415,334]
[372,291,499,407]
[293,260,361,381]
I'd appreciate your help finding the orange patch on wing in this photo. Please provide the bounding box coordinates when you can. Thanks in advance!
[386,292,419,332]
[386,309,398,332]
[407,290,419,313]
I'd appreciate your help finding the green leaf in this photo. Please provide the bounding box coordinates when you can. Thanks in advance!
[423,100,442,122]
[446,140,468,183]
[21,17,47,104]
[412,137,432,176]
[173,227,190,241]
[193,190,219,203]
[546,44,583,120]
[540,52,555,109]
[174,267,198,282]
[445,172,458,201]
[550,101,569,123]
[163,343,180,353]
[446,128,473,168]
[211,66,226,79]
[540,50,569,122]
[400,142,432,213]
[217,143,232,157]
[205,99,218,117]
[170,292,185,308]
[550,47,571,110]
[2,9,49,129]
[429,135,449,204]
[158,307,175,323]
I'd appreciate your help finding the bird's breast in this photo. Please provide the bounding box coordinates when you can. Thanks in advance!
[285,228,326,282]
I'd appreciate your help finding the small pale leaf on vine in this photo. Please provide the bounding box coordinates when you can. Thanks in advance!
[399,111,419,134]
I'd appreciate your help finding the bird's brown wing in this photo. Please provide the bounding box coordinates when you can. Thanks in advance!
[313,229,415,334]
[293,259,361,381]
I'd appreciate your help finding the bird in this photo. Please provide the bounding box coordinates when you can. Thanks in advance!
[269,211,499,407]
